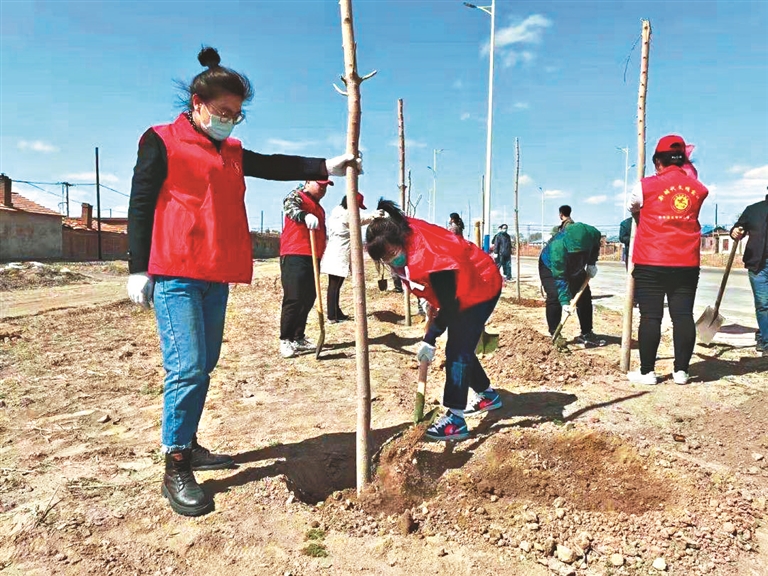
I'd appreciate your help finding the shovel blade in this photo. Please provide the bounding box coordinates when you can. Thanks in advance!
[315,314,325,359]
[696,306,724,344]
[476,329,499,355]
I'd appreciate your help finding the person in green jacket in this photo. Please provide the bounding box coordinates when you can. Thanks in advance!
[538,222,605,347]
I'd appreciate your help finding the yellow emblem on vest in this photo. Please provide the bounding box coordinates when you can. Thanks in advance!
[672,193,690,213]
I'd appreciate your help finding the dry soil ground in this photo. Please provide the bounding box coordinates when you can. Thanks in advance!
[1,259,767,576]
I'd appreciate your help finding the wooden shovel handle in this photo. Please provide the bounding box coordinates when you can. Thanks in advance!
[713,239,740,316]
[309,229,324,315]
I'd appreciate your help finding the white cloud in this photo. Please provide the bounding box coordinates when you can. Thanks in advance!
[585,195,608,205]
[481,14,552,69]
[389,139,427,149]
[744,165,768,180]
[703,164,768,208]
[460,112,471,121]
[518,174,533,186]
[728,164,750,174]
[543,189,566,198]
[502,50,535,68]
[266,138,315,153]
[64,172,119,184]
[612,179,624,188]
[494,14,552,47]
[18,140,59,153]
[513,102,530,110]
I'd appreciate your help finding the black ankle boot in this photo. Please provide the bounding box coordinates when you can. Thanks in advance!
[190,437,235,471]
[162,449,214,516]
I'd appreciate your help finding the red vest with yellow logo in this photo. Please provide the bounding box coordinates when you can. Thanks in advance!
[633,166,708,267]
[148,114,252,283]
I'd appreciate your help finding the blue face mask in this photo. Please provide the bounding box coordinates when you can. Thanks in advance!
[389,252,407,268]
[200,105,235,141]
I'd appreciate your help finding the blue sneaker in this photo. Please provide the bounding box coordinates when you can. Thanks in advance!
[464,389,502,416]
[425,411,469,442]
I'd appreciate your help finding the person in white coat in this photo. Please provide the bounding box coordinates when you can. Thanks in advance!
[320,193,376,322]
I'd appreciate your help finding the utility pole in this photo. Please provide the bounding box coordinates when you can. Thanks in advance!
[539,186,544,245]
[61,182,73,217]
[514,137,521,299]
[260,210,264,233]
[95,147,103,261]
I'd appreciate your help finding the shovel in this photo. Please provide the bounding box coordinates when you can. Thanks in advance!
[696,239,740,344]
[552,276,590,343]
[309,229,325,359]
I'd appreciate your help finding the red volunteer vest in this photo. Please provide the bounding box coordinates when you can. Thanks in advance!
[398,218,501,311]
[280,191,327,257]
[633,166,708,267]
[148,114,252,283]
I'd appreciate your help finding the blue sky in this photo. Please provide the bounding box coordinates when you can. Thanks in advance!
[1,0,767,238]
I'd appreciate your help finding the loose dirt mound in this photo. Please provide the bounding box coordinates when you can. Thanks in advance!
[0,262,90,291]
[484,327,618,386]
[467,429,672,514]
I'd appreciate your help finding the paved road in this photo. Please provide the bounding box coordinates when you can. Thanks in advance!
[513,257,757,337]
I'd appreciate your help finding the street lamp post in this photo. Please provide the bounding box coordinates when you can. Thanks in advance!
[464,0,496,251]
[617,146,629,218]
[539,186,544,245]
[427,148,444,223]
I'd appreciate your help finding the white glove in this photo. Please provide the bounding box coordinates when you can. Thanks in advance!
[586,264,598,278]
[325,152,364,176]
[416,341,436,364]
[562,304,573,315]
[305,214,320,230]
[127,273,154,309]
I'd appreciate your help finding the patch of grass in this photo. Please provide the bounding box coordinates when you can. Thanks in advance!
[268,439,281,448]
[302,542,328,558]
[140,382,162,396]
[306,528,325,541]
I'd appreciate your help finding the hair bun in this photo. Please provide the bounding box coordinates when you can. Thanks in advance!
[197,46,221,68]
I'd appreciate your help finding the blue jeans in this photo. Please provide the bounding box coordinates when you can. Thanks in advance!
[443,292,501,410]
[153,277,229,452]
[749,266,768,347]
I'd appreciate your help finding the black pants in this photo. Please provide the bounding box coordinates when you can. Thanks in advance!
[498,254,512,280]
[538,259,593,336]
[633,265,699,374]
[327,274,345,321]
[280,255,316,341]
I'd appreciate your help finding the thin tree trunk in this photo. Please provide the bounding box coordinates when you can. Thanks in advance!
[620,19,651,372]
[398,99,412,326]
[338,0,377,493]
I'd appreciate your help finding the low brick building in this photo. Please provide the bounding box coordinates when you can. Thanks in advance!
[0,174,64,261]
[62,203,128,261]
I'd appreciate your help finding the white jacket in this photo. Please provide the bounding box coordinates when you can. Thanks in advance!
[320,204,376,278]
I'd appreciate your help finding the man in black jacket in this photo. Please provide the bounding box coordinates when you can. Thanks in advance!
[492,224,513,281]
[731,190,768,356]
[619,217,632,270]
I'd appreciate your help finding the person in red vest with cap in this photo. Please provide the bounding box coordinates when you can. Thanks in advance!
[626,134,708,386]
[279,179,333,357]
[126,46,359,517]
[365,199,503,441]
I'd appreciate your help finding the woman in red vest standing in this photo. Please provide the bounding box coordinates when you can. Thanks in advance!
[627,135,708,386]
[365,200,503,441]
[126,47,357,517]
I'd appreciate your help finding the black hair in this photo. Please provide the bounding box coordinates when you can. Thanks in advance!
[178,47,253,109]
[341,195,348,209]
[499,223,508,229]
[365,199,411,261]
[559,205,572,217]
[449,212,465,229]
[652,144,687,168]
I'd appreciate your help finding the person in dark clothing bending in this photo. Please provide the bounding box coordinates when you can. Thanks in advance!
[538,222,603,347]
[126,46,358,518]
[619,217,633,270]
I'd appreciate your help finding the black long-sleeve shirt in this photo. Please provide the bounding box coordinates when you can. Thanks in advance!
[127,127,328,273]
